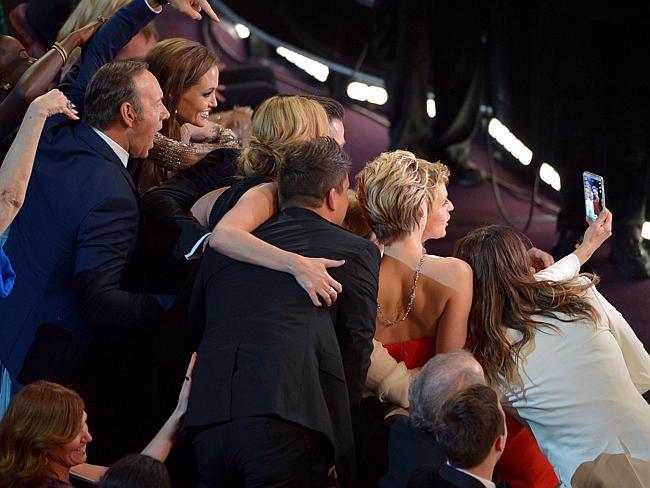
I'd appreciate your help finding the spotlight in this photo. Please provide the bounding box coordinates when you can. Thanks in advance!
[539,163,561,191]
[234,23,250,39]
[346,81,388,106]
[276,46,329,82]
[427,96,436,118]
[487,118,533,166]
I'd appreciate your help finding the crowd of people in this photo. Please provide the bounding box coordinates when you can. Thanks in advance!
[0,0,649,487]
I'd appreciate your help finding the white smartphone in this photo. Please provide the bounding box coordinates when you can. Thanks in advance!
[583,171,605,222]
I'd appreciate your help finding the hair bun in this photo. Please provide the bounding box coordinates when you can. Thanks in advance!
[238,136,282,177]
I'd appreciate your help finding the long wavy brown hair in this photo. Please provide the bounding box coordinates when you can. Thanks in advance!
[145,38,219,141]
[0,381,84,488]
[454,225,600,388]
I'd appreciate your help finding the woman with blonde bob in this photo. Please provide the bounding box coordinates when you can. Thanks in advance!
[454,211,650,487]
[190,95,345,305]
[354,150,560,488]
[355,150,471,408]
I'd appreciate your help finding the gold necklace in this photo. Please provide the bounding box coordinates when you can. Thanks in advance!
[376,254,426,326]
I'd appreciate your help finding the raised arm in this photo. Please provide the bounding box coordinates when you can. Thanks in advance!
[70,353,198,483]
[142,353,197,460]
[208,183,345,306]
[0,89,78,234]
[61,0,220,111]
[0,22,100,141]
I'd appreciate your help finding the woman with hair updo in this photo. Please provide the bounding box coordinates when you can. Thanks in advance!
[138,38,240,192]
[454,211,650,487]
[189,95,345,305]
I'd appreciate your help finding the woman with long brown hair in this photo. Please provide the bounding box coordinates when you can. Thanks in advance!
[139,38,240,192]
[454,210,650,487]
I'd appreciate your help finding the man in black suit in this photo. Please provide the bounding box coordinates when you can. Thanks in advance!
[185,137,380,487]
[380,351,486,488]
[408,384,508,488]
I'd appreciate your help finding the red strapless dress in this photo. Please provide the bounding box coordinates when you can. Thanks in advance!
[383,338,559,488]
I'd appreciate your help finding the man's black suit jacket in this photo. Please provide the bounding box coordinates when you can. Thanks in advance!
[185,206,380,480]
[409,465,509,488]
[409,465,487,488]
[380,415,446,488]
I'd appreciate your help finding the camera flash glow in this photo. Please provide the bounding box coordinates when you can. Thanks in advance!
[642,222,650,240]
[539,163,561,191]
[234,24,250,39]
[487,118,533,166]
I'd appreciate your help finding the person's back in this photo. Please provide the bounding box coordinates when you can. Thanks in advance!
[455,222,650,487]
[504,280,650,485]
[185,137,380,486]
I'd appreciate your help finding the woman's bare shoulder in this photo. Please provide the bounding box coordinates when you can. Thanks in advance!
[420,255,473,289]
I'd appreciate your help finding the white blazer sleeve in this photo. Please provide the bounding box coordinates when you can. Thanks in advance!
[590,287,650,394]
[365,339,419,408]
[534,253,581,282]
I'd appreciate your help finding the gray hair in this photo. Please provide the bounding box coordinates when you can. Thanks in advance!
[82,60,147,130]
[408,350,485,433]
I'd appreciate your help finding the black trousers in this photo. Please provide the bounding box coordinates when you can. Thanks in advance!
[375,0,485,163]
[192,416,333,488]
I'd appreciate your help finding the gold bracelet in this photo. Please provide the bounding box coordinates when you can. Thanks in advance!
[51,42,68,64]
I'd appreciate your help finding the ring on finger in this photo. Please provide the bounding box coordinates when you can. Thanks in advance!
[328,286,336,295]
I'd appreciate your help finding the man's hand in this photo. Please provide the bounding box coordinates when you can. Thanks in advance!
[164,0,220,21]
[527,247,554,273]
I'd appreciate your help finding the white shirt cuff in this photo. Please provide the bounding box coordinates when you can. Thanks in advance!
[144,0,163,14]
[184,233,211,260]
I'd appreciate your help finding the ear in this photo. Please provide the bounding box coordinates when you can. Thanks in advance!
[326,187,337,211]
[120,102,138,128]
[494,432,507,454]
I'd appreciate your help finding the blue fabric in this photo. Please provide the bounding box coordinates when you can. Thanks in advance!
[0,247,15,298]
[0,363,11,421]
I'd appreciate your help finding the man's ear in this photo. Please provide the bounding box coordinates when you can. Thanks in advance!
[120,102,137,128]
[326,187,337,211]
[494,432,507,454]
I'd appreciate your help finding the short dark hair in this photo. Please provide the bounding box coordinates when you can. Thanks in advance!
[278,136,350,207]
[435,384,505,469]
[82,60,148,130]
[303,95,345,121]
[98,454,171,488]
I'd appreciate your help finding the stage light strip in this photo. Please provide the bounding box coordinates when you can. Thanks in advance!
[539,163,561,191]
[487,118,533,166]
[346,81,388,105]
[276,46,329,82]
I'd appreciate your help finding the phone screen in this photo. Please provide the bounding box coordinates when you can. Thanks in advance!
[583,171,605,222]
